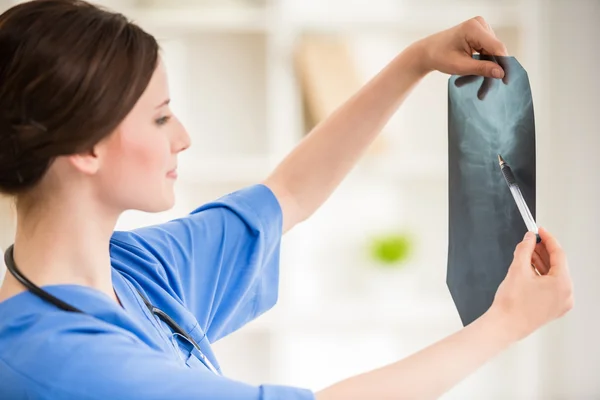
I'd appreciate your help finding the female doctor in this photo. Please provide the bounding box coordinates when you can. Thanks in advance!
[0,1,573,399]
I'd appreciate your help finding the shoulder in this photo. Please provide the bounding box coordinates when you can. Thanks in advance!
[0,296,317,400]
[0,304,140,365]
[0,307,139,399]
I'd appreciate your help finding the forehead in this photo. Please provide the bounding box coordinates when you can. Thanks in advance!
[136,58,169,108]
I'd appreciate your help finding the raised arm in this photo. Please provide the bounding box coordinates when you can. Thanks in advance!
[263,16,508,233]
[315,228,574,400]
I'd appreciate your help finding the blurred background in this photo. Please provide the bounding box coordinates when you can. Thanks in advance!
[0,0,599,398]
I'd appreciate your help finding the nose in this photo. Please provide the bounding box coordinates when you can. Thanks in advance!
[172,121,191,153]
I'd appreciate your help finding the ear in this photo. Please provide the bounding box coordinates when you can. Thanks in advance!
[66,147,101,176]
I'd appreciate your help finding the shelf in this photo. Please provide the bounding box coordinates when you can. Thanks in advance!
[128,4,270,33]
[286,2,523,34]
[4,1,525,34]
[116,1,523,35]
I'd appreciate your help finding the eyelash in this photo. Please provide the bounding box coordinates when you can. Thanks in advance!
[155,115,171,126]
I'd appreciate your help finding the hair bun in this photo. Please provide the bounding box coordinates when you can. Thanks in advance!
[0,120,52,195]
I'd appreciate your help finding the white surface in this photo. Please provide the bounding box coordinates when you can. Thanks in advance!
[532,1,600,398]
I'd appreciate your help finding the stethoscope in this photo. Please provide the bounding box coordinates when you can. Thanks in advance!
[3,244,220,375]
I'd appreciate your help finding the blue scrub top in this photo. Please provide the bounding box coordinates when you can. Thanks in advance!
[0,184,315,400]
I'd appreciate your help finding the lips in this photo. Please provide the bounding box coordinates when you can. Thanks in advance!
[166,168,178,179]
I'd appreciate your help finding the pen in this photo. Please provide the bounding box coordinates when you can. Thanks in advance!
[498,154,541,243]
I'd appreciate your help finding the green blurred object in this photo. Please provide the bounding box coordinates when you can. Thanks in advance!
[369,232,413,267]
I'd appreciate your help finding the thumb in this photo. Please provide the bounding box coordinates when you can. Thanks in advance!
[513,231,537,274]
[459,58,504,79]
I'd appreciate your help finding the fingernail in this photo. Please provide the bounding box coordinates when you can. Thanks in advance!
[492,68,503,78]
[524,231,533,240]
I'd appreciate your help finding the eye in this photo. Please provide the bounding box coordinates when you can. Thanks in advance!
[155,115,171,126]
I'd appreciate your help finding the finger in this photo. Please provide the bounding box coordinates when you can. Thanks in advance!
[477,77,493,100]
[495,54,511,84]
[532,250,549,275]
[534,242,551,269]
[472,16,503,58]
[472,16,495,36]
[514,231,538,275]
[538,227,569,277]
[464,18,508,57]
[471,18,496,57]
[456,58,504,79]
[454,75,480,87]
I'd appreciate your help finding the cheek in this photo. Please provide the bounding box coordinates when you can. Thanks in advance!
[103,128,170,186]
[121,135,169,173]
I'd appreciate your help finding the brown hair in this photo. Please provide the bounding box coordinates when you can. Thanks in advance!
[0,0,159,196]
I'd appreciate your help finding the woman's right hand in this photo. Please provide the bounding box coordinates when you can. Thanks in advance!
[491,227,574,341]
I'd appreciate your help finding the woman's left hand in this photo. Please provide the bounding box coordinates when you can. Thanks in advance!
[411,16,509,80]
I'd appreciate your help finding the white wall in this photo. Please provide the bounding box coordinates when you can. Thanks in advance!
[535,1,600,398]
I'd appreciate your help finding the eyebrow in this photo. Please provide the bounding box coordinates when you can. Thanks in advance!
[155,99,170,109]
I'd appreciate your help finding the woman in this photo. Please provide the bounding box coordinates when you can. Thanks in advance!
[0,1,573,399]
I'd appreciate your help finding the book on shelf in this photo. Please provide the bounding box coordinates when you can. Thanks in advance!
[293,34,387,156]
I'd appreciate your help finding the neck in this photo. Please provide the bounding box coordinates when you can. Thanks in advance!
[7,193,120,302]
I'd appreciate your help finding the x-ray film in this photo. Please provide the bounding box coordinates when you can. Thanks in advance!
[447,55,536,326]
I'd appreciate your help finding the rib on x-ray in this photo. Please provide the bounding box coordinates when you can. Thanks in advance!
[447,55,536,326]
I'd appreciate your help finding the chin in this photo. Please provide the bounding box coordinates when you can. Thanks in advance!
[152,197,176,213]
[133,192,176,214]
